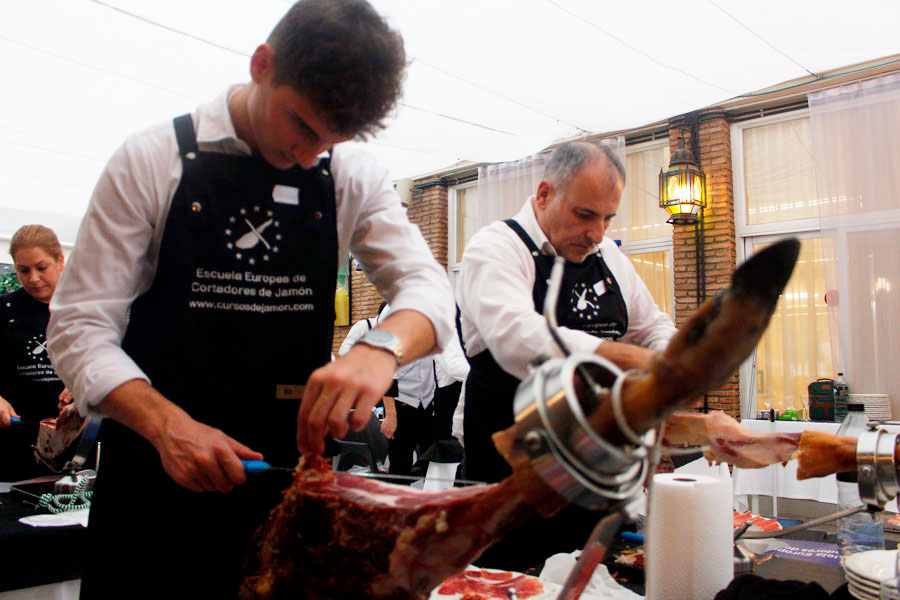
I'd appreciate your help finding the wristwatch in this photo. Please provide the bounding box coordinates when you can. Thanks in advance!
[355,329,404,366]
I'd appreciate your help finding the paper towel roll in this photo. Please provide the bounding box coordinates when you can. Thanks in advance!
[646,473,733,600]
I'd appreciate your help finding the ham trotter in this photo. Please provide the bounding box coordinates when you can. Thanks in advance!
[241,456,535,600]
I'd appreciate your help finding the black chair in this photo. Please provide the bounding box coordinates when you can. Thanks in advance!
[332,412,389,473]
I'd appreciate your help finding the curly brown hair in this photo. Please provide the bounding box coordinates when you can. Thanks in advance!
[268,0,406,140]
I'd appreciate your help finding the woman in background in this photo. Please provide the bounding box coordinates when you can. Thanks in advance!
[0,225,70,482]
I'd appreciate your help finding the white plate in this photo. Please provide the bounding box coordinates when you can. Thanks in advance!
[846,570,882,592]
[848,581,879,600]
[845,550,898,583]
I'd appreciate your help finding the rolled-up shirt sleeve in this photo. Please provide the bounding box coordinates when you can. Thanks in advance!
[48,128,175,415]
[332,145,454,355]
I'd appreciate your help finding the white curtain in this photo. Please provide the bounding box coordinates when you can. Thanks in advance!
[475,136,625,232]
[808,72,900,419]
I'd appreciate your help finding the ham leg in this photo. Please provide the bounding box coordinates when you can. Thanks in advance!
[241,457,534,600]
[242,240,803,598]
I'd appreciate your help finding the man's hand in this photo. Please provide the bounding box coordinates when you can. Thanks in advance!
[593,340,658,372]
[97,379,263,493]
[152,411,263,493]
[58,388,74,412]
[298,344,396,455]
[0,395,20,427]
[380,396,397,439]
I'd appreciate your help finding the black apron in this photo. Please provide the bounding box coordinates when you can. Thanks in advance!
[80,114,337,599]
[0,288,63,481]
[462,219,627,571]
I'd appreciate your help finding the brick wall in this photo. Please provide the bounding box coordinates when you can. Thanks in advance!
[668,110,739,418]
[408,179,449,268]
[332,179,450,355]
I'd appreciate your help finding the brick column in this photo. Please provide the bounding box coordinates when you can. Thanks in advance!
[408,178,449,269]
[669,110,739,418]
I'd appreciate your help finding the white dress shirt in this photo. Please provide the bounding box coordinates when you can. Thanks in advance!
[457,198,676,381]
[338,314,382,357]
[48,85,454,413]
[394,357,436,410]
[433,331,469,388]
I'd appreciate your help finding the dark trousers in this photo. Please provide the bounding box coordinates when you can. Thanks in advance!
[432,380,462,441]
[388,401,435,476]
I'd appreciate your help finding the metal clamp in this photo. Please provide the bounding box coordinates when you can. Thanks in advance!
[511,354,649,509]
[857,425,900,508]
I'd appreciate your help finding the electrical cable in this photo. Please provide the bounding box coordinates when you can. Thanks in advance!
[541,0,737,95]
[83,0,590,134]
[707,0,817,78]
[0,33,207,103]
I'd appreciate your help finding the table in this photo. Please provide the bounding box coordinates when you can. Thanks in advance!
[732,420,900,515]
[0,490,85,598]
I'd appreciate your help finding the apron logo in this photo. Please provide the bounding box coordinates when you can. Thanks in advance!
[225,205,281,265]
[570,282,602,319]
[28,334,52,365]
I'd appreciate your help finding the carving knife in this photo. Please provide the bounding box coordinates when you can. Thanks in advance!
[240,459,486,485]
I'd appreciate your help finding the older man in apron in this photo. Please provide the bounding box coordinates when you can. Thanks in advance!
[457,141,677,571]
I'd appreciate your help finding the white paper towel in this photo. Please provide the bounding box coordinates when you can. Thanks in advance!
[646,473,732,600]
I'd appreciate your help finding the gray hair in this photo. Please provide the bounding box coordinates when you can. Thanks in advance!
[543,141,626,192]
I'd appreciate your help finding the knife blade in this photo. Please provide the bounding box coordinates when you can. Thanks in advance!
[240,459,486,485]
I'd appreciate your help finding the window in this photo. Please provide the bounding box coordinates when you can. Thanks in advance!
[733,111,832,416]
[615,140,675,318]
[448,182,478,290]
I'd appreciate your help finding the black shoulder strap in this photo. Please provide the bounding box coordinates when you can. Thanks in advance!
[173,114,198,156]
[504,218,553,287]
[366,318,372,331]
[504,219,541,255]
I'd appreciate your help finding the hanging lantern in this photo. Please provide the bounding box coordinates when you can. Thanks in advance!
[659,148,706,224]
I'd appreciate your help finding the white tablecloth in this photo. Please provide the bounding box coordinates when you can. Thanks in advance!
[0,581,80,600]
[731,419,900,513]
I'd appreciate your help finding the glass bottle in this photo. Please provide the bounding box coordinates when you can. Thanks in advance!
[835,403,884,557]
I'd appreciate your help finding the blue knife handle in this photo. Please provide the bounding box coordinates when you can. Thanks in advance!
[241,459,272,473]
[621,531,644,544]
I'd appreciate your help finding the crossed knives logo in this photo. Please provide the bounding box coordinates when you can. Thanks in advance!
[29,334,51,364]
[225,205,281,264]
[569,280,605,320]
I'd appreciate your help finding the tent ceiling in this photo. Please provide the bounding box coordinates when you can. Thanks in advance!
[2,0,898,243]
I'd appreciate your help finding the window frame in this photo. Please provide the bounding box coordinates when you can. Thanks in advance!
[448,180,478,290]
[732,108,830,416]
[621,138,675,317]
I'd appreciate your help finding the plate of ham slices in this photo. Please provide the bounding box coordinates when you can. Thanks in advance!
[429,567,561,600]
[733,510,783,533]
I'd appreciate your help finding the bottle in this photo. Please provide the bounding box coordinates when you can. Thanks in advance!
[835,403,884,557]
[834,372,850,423]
